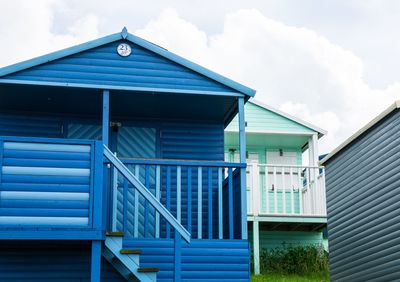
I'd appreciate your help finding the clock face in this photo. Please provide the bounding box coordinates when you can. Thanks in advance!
[117,43,132,57]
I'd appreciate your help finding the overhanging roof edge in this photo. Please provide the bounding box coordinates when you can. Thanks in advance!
[0,28,256,97]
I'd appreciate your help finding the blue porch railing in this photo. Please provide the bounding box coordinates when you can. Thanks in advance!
[0,136,104,239]
[106,151,245,241]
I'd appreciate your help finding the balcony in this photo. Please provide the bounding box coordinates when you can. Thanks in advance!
[247,163,327,223]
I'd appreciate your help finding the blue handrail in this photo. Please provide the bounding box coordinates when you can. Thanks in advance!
[103,145,191,243]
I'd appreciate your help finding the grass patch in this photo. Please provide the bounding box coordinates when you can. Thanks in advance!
[251,271,329,282]
[251,245,329,281]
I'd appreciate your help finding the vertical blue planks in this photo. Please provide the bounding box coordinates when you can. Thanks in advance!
[91,240,101,282]
[144,165,150,238]
[177,166,181,223]
[174,232,182,282]
[166,166,171,238]
[123,179,128,233]
[218,167,223,239]
[208,167,212,239]
[197,167,202,239]
[187,167,192,235]
[228,168,234,239]
[155,165,161,238]
[102,90,109,146]
[133,165,139,238]
[238,97,247,240]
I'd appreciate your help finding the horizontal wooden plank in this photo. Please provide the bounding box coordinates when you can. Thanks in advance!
[2,175,89,185]
[3,142,91,153]
[0,183,89,193]
[0,216,88,226]
[0,208,89,217]
[0,199,89,209]
[3,149,90,161]
[2,166,90,177]
[0,191,89,201]
[3,158,90,169]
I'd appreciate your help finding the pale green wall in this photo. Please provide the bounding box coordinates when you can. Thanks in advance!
[226,102,314,134]
[248,231,326,251]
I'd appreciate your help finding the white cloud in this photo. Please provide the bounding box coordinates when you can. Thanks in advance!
[0,0,99,67]
[1,4,399,153]
[135,8,400,153]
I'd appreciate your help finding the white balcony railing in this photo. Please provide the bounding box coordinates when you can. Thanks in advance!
[247,163,326,217]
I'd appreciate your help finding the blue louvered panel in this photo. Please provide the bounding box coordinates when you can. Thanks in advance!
[124,238,175,282]
[0,141,92,227]
[5,40,236,94]
[116,126,156,237]
[0,240,125,281]
[123,238,250,282]
[160,122,224,238]
[67,123,102,140]
[181,240,250,282]
[0,113,62,138]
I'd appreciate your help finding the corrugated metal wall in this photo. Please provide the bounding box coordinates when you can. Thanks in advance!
[0,241,125,281]
[325,110,400,281]
[4,40,235,94]
[124,238,250,282]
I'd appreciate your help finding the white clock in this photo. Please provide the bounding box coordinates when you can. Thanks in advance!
[117,43,132,57]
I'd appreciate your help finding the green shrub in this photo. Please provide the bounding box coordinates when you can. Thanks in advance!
[252,245,329,275]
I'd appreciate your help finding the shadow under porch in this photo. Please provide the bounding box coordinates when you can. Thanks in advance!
[0,83,250,281]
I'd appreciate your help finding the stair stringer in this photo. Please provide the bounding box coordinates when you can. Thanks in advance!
[103,237,157,282]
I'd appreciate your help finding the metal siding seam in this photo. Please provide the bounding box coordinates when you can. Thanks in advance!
[325,110,400,280]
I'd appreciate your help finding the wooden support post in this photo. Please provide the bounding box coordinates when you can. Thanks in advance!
[102,89,110,231]
[253,220,260,275]
[238,97,247,240]
[174,232,182,282]
[102,90,110,147]
[91,240,102,282]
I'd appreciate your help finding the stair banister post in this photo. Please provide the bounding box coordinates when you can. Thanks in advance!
[252,162,260,217]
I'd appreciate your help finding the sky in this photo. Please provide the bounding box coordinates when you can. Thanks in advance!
[1,0,400,153]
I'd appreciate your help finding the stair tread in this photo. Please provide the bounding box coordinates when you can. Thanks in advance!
[120,249,142,255]
[106,231,125,237]
[138,267,160,273]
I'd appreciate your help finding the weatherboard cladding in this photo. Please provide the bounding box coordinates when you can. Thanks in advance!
[124,238,250,282]
[324,109,400,281]
[3,40,237,94]
[0,241,125,281]
[226,102,314,134]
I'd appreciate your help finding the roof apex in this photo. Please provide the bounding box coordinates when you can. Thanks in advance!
[0,28,256,97]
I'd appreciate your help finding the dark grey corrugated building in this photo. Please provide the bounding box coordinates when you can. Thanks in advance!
[321,101,400,281]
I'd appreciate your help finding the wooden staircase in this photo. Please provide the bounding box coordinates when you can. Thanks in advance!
[102,232,159,282]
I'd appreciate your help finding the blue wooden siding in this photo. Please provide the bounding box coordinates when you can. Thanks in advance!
[0,113,63,138]
[3,40,237,94]
[0,240,125,281]
[124,238,250,282]
[159,122,224,239]
[0,139,94,227]
[324,109,400,281]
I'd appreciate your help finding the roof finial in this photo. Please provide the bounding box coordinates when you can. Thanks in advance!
[121,27,128,39]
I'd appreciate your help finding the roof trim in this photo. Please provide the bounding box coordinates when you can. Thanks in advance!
[320,100,400,165]
[249,98,327,137]
[0,79,244,97]
[0,27,256,97]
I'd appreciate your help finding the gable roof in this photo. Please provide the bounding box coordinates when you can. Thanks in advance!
[247,99,327,137]
[0,27,255,97]
[321,100,400,165]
